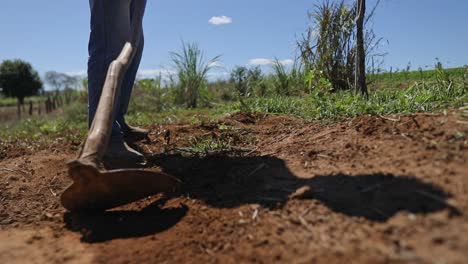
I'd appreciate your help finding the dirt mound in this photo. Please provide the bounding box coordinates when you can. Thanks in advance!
[1,112,467,263]
[224,112,262,124]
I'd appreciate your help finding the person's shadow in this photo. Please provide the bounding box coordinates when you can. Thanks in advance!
[65,153,460,243]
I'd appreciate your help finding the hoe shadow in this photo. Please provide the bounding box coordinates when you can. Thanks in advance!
[64,198,188,243]
[150,154,461,222]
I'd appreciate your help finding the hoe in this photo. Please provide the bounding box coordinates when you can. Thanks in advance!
[61,43,180,211]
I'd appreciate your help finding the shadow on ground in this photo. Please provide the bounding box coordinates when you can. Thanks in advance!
[64,199,188,243]
[65,153,460,243]
[152,154,460,221]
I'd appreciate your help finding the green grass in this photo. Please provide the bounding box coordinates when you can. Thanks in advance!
[227,80,467,120]
[370,67,465,82]
[188,137,233,155]
[1,66,466,145]
[126,107,222,127]
[0,102,88,143]
[0,102,223,143]
[368,66,467,90]
[1,117,87,141]
[0,96,46,107]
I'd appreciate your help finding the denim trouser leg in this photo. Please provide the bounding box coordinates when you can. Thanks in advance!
[87,0,144,138]
[116,34,144,130]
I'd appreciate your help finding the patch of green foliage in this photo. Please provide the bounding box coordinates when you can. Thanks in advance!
[2,65,466,145]
[368,66,467,90]
[0,96,46,107]
[0,101,223,143]
[126,107,221,127]
[228,78,467,120]
[0,59,43,104]
[0,103,88,143]
[188,137,233,155]
[171,41,220,108]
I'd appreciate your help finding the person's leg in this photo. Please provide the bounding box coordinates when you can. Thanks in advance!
[116,34,144,131]
[116,0,146,136]
[87,0,131,139]
[88,0,145,168]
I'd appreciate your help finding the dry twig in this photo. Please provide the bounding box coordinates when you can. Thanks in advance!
[378,115,400,122]
[0,167,29,176]
[247,163,267,178]
[415,190,457,208]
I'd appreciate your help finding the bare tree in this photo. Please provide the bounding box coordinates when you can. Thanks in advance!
[355,0,368,97]
[45,71,79,105]
[44,71,67,93]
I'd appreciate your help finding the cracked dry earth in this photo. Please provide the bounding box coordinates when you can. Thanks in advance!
[0,112,467,264]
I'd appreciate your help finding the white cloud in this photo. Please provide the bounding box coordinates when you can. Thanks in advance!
[137,69,176,77]
[279,59,294,66]
[248,58,294,66]
[248,58,273,65]
[209,15,233,25]
[207,71,229,78]
[65,70,87,76]
[208,61,223,68]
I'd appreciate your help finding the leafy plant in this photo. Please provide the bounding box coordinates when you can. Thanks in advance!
[189,137,233,156]
[231,66,249,97]
[298,0,383,91]
[131,77,165,113]
[304,68,333,92]
[271,59,305,96]
[171,41,220,108]
[247,66,266,97]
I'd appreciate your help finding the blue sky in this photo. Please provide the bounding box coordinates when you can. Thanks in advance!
[1,0,467,82]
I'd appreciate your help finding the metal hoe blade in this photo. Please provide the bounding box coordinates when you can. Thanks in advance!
[62,161,179,211]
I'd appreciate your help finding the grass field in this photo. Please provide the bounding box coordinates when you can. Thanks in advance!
[368,66,467,89]
[0,95,46,107]
[1,66,466,144]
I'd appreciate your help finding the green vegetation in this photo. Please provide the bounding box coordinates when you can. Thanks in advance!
[126,107,221,128]
[2,65,465,144]
[228,78,466,120]
[368,65,467,90]
[299,0,356,91]
[0,95,46,107]
[298,0,381,93]
[0,102,87,143]
[272,59,307,96]
[0,59,43,104]
[187,137,233,156]
[170,41,221,108]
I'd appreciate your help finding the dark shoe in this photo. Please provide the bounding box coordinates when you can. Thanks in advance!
[122,124,149,141]
[103,137,147,169]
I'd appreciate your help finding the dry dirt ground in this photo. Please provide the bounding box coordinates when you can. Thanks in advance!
[0,112,467,264]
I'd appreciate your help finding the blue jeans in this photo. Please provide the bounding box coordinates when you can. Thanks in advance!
[87,0,145,138]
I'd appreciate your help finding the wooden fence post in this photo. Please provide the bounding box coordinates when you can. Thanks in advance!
[17,101,21,119]
[29,101,33,116]
[52,97,57,110]
[46,97,52,113]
